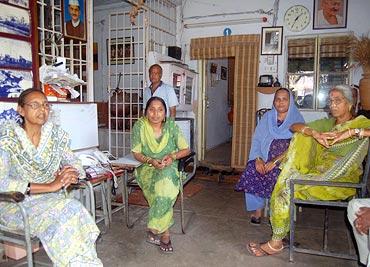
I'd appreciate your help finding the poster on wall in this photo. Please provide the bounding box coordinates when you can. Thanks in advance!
[313,0,348,29]
[0,69,33,97]
[0,3,30,36]
[62,0,86,41]
[0,0,29,9]
[0,37,32,69]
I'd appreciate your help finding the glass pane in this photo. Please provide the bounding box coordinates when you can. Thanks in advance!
[185,76,193,105]
[288,74,314,109]
[172,73,181,100]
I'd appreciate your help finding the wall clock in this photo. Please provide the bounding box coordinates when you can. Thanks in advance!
[284,5,310,32]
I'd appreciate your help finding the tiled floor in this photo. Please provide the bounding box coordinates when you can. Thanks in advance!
[2,179,359,267]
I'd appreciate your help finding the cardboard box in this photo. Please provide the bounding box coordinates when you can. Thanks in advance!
[4,241,40,260]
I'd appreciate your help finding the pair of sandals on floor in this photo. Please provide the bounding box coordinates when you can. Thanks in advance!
[147,231,173,253]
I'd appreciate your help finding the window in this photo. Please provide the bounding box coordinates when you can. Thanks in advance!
[286,34,351,110]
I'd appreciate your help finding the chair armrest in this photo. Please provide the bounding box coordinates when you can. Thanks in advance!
[291,179,364,189]
[178,151,196,172]
[0,192,25,203]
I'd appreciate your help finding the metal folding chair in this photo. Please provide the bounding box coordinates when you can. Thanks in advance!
[0,181,94,267]
[289,140,370,262]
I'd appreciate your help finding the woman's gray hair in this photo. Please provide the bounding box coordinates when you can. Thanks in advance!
[330,84,353,105]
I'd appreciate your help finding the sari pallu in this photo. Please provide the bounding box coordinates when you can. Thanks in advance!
[270,115,370,240]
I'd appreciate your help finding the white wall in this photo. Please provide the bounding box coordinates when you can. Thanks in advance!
[205,59,231,150]
[179,0,370,86]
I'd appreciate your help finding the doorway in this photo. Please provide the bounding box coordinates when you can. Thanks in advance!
[203,58,233,169]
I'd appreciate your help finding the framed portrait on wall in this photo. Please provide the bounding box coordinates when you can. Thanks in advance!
[313,0,348,29]
[261,26,283,55]
[62,0,86,41]
[0,0,29,9]
[0,37,32,69]
[107,37,135,64]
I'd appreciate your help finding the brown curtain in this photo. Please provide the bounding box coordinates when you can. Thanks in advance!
[191,35,260,169]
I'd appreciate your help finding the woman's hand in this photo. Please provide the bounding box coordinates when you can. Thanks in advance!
[151,159,165,169]
[312,130,336,148]
[331,129,352,145]
[51,166,79,191]
[255,158,266,174]
[161,155,173,167]
[264,161,276,173]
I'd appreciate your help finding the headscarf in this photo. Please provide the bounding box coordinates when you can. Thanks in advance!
[248,89,305,161]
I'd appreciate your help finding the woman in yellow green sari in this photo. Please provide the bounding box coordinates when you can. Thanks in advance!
[248,85,370,257]
[132,96,190,253]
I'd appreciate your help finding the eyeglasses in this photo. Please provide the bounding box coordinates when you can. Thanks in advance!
[327,98,346,106]
[24,102,51,110]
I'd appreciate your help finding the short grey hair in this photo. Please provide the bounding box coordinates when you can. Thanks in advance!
[330,84,353,105]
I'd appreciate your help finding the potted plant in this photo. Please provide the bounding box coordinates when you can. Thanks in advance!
[350,34,370,110]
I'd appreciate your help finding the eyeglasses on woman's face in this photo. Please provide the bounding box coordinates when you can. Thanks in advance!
[24,102,51,110]
[327,97,346,107]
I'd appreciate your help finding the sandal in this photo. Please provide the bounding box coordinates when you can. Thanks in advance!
[146,231,160,246]
[250,216,261,225]
[246,241,283,257]
[159,239,173,254]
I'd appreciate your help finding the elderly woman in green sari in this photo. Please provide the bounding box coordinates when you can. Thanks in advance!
[247,84,370,257]
[132,96,190,253]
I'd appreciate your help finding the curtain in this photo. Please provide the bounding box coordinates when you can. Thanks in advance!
[190,35,260,169]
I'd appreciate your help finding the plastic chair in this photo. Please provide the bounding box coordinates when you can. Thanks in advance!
[0,181,94,267]
[123,118,197,233]
[289,140,370,262]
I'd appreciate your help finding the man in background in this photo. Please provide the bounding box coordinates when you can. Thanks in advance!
[317,0,343,26]
[65,0,85,39]
[143,64,178,118]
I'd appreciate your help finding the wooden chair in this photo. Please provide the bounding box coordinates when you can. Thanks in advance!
[123,118,197,233]
[289,140,370,262]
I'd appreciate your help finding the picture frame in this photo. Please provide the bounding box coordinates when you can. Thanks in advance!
[62,0,86,41]
[221,66,227,80]
[0,3,30,37]
[313,0,347,29]
[260,26,283,55]
[0,69,33,97]
[0,37,32,69]
[0,0,29,9]
[107,37,135,65]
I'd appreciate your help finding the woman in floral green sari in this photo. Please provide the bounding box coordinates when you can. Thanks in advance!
[132,96,190,253]
[248,85,370,257]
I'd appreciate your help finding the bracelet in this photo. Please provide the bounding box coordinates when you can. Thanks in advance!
[301,126,309,135]
[273,158,280,165]
[26,182,31,195]
[359,129,365,139]
[170,153,177,160]
[348,129,352,137]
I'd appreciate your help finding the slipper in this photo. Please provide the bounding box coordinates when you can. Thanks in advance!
[250,216,261,225]
[146,231,160,246]
[246,241,283,257]
[159,239,173,254]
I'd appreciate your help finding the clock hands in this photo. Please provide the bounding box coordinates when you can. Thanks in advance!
[291,13,303,28]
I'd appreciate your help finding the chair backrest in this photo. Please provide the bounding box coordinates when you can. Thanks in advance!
[256,108,271,126]
[175,118,194,151]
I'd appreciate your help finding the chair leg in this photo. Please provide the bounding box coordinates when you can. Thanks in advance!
[180,187,185,234]
[123,170,133,228]
[323,208,329,252]
[263,199,269,217]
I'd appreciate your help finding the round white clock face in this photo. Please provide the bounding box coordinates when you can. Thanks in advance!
[284,5,310,32]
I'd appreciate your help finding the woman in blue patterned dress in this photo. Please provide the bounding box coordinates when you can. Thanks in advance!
[0,88,102,266]
[235,88,304,224]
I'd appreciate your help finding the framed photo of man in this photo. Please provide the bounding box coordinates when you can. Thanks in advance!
[313,0,347,29]
[260,26,283,55]
[62,0,86,41]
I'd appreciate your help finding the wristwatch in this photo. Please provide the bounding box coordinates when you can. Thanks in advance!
[354,128,361,137]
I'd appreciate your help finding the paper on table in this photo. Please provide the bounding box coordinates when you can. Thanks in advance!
[111,153,142,167]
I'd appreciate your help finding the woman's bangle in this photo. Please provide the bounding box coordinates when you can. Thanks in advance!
[301,126,309,135]
[273,159,280,165]
[170,153,177,160]
[359,129,365,139]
